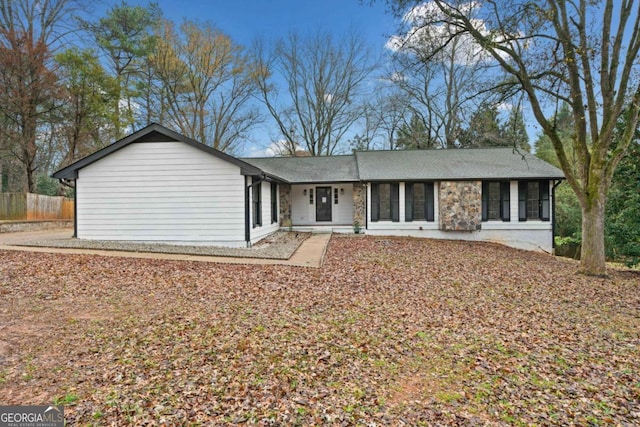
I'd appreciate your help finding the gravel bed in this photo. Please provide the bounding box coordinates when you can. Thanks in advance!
[21,231,310,260]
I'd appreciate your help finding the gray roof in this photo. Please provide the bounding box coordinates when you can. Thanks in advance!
[354,148,565,181]
[242,155,359,183]
[53,123,564,184]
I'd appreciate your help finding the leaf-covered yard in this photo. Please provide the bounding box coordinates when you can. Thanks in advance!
[1,236,639,426]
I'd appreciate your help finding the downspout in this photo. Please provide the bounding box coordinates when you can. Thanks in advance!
[244,176,250,247]
[551,180,562,254]
[73,181,77,238]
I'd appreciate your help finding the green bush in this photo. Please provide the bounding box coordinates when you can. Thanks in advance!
[36,175,59,196]
[605,140,640,266]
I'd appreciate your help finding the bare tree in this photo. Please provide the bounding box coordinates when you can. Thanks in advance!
[387,2,491,147]
[152,19,261,153]
[353,88,410,150]
[253,31,375,156]
[0,0,80,192]
[385,0,640,275]
[377,90,411,150]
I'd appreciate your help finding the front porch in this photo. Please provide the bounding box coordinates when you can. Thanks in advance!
[279,183,365,230]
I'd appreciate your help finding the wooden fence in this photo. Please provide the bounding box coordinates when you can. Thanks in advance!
[0,193,74,221]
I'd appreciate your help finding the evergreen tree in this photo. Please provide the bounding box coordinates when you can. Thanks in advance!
[534,103,575,168]
[395,113,434,149]
[501,106,530,151]
[459,104,502,147]
[605,117,640,265]
[81,1,161,137]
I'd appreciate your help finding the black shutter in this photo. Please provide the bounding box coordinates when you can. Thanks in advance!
[426,183,435,222]
[257,183,262,226]
[518,181,527,221]
[371,183,379,222]
[271,184,278,224]
[540,180,550,221]
[481,181,489,221]
[391,183,400,222]
[500,181,510,222]
[405,183,414,221]
[252,180,262,227]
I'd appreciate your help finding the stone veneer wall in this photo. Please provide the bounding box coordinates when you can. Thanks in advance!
[438,181,482,231]
[278,184,292,226]
[352,183,366,227]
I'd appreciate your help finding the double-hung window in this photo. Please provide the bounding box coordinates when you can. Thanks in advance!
[518,180,550,221]
[371,183,399,222]
[481,181,511,221]
[405,182,435,222]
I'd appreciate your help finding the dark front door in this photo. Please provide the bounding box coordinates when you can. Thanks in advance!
[315,186,332,222]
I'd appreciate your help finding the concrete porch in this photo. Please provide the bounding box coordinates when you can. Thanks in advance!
[286,225,356,234]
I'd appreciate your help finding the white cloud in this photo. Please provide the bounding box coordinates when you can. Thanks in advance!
[496,101,513,111]
[387,1,511,66]
[244,140,303,157]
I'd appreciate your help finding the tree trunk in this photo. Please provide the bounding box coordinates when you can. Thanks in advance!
[23,119,38,193]
[579,197,607,276]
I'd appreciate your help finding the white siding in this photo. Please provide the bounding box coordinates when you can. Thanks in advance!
[365,180,554,253]
[77,141,247,246]
[290,184,354,225]
[249,180,280,244]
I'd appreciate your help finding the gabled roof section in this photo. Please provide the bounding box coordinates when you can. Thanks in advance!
[242,155,359,183]
[52,123,263,180]
[355,148,565,181]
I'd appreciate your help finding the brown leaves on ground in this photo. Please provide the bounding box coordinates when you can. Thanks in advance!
[0,236,639,426]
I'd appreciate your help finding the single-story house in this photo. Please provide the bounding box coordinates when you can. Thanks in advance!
[53,123,565,252]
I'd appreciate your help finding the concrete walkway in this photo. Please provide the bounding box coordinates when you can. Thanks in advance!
[0,228,332,268]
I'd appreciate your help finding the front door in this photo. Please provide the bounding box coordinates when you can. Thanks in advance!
[315,186,332,222]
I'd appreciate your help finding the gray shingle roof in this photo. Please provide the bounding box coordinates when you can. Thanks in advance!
[354,148,565,181]
[242,155,359,183]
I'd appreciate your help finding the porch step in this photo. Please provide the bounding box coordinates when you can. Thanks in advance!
[286,226,355,234]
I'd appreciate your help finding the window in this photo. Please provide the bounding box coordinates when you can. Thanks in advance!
[405,182,435,221]
[334,188,339,204]
[271,184,278,224]
[482,181,511,221]
[309,188,314,205]
[518,180,550,221]
[371,183,399,222]
[252,180,262,228]
[526,182,540,218]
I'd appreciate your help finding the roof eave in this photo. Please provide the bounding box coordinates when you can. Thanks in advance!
[51,123,266,179]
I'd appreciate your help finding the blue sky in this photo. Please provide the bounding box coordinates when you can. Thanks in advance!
[90,1,544,155]
[153,0,396,48]
[90,0,397,156]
